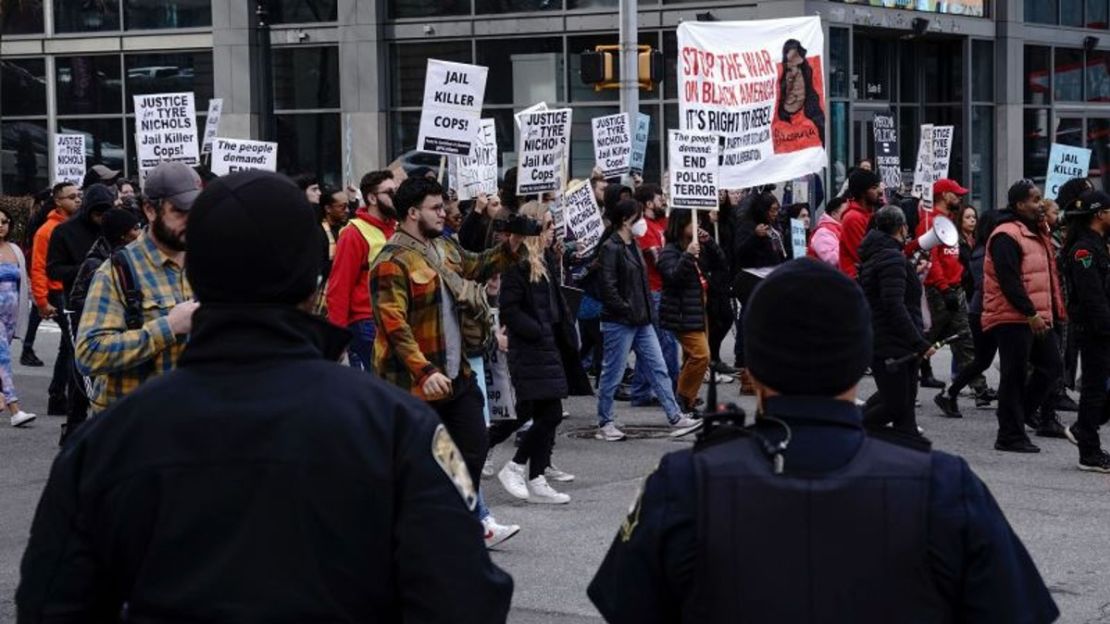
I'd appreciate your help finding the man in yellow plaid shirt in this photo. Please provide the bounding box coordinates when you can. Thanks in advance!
[74,163,200,428]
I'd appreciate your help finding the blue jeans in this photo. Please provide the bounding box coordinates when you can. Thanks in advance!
[598,321,681,426]
[476,490,490,522]
[631,292,679,402]
[348,319,376,372]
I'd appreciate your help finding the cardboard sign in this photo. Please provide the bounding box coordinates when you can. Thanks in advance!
[678,17,827,189]
[451,118,498,201]
[1045,143,1092,201]
[517,108,572,195]
[481,309,516,421]
[514,102,548,130]
[872,112,900,193]
[200,98,223,156]
[134,92,200,170]
[668,129,720,211]
[563,180,605,254]
[911,124,953,210]
[53,134,86,186]
[790,218,807,259]
[417,59,489,156]
[630,113,651,176]
[210,138,278,176]
[592,113,632,179]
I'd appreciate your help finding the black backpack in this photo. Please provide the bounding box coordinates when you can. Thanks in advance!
[110,250,144,331]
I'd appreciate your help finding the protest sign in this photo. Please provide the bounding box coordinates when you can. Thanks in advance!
[630,113,651,176]
[134,92,199,170]
[790,218,807,259]
[451,118,498,201]
[210,138,278,176]
[563,180,604,254]
[677,16,827,189]
[517,108,572,195]
[53,134,86,186]
[872,112,900,193]
[200,98,223,156]
[480,309,516,422]
[911,124,953,210]
[514,102,548,130]
[417,59,488,157]
[668,130,720,211]
[591,113,632,179]
[1045,143,1091,200]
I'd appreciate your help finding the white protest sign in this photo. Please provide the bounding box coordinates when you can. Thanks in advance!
[515,102,548,130]
[1045,143,1091,200]
[480,309,516,421]
[911,124,935,200]
[417,59,489,157]
[452,118,498,201]
[134,92,199,170]
[668,130,720,211]
[200,98,223,156]
[591,113,632,179]
[53,134,86,186]
[911,124,953,210]
[630,113,651,176]
[790,218,807,259]
[210,138,278,176]
[678,17,827,189]
[563,180,605,254]
[517,108,573,195]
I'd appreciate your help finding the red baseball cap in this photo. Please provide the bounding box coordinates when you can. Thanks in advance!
[933,178,969,197]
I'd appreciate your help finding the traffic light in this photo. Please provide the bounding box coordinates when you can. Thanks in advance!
[579,45,662,92]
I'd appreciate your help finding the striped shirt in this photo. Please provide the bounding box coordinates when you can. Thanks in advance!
[75,232,193,413]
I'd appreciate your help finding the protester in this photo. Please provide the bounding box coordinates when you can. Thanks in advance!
[317,184,349,283]
[79,163,119,190]
[17,170,514,622]
[31,182,79,416]
[732,190,786,393]
[957,204,978,296]
[698,211,737,379]
[838,168,883,278]
[807,196,846,266]
[294,173,321,205]
[0,205,34,427]
[326,170,397,371]
[593,199,697,441]
[629,183,679,408]
[68,209,142,315]
[74,162,199,422]
[497,201,591,504]
[782,202,810,258]
[588,259,1058,623]
[982,180,1068,452]
[18,188,51,367]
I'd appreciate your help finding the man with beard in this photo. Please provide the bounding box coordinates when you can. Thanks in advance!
[326,169,398,372]
[74,162,199,416]
[838,169,883,279]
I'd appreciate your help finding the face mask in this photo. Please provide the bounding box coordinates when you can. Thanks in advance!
[630,218,648,238]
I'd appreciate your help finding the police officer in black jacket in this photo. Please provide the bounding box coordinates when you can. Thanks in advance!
[1061,189,1110,473]
[17,171,513,623]
[587,258,1058,624]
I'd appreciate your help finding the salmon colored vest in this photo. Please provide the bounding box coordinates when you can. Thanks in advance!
[981,221,1066,332]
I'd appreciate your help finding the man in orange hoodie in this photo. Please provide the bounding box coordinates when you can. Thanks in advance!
[32,182,80,415]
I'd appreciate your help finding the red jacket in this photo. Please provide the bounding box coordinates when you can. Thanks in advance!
[837,200,871,278]
[907,208,963,290]
[326,209,396,328]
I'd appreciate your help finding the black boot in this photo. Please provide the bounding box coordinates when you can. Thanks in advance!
[919,361,944,389]
[20,348,44,367]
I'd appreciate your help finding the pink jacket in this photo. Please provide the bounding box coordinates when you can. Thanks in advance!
[807,213,842,267]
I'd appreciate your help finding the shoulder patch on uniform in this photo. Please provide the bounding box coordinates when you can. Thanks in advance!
[431,424,477,511]
[1075,248,1093,269]
[619,462,658,543]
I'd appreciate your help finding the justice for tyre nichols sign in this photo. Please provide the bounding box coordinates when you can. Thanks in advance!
[134,92,200,170]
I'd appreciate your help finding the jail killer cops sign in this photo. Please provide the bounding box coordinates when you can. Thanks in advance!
[417,60,489,157]
[677,16,827,189]
[517,108,573,195]
[210,138,278,176]
[669,130,720,211]
[53,134,86,186]
[134,92,199,170]
[592,113,632,179]
[1044,143,1091,201]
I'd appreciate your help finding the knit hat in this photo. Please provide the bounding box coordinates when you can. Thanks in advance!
[847,169,882,200]
[83,183,115,213]
[185,171,321,306]
[100,208,139,245]
[744,259,873,396]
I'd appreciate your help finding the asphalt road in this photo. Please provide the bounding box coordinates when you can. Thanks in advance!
[1,326,1107,623]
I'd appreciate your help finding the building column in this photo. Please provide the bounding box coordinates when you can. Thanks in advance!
[211,0,259,141]
[995,0,1025,202]
[339,0,390,186]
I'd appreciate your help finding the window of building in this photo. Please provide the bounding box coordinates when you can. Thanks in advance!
[272,46,341,185]
[1023,108,1051,185]
[1089,0,1109,28]
[272,46,340,110]
[853,35,894,101]
[1,58,48,117]
[270,0,338,23]
[56,55,123,116]
[921,40,963,103]
[392,42,472,108]
[831,0,986,16]
[58,118,126,177]
[1055,48,1085,102]
[971,40,994,102]
[829,28,850,99]
[1025,45,1051,104]
[1087,48,1110,101]
[1088,118,1110,190]
[1,121,49,195]
[476,0,560,14]
[389,0,469,19]
[53,0,121,32]
[389,111,422,164]
[125,0,212,30]
[1062,0,1085,26]
[125,52,215,113]
[276,113,341,186]
[1026,0,1057,23]
[476,37,563,106]
[1,0,44,34]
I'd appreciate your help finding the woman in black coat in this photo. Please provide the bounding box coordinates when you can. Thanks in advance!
[496,201,592,505]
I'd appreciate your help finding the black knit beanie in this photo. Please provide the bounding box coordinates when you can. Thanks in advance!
[744,259,872,396]
[185,170,321,305]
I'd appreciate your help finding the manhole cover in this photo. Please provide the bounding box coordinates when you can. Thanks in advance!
[564,425,679,440]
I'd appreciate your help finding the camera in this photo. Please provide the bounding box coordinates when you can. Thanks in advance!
[492,214,543,236]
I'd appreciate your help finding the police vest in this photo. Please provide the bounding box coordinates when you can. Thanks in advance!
[690,435,947,623]
[346,218,389,266]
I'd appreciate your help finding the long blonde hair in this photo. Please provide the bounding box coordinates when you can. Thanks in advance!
[519,201,549,283]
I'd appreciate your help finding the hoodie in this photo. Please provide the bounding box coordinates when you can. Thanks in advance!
[47,183,113,297]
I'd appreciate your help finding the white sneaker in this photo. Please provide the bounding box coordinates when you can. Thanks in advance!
[670,415,700,429]
[595,423,626,441]
[497,461,530,499]
[482,516,520,549]
[526,475,570,504]
[10,411,35,428]
[544,464,575,482]
[481,452,496,479]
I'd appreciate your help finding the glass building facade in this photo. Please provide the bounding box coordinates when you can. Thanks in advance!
[0,0,1101,208]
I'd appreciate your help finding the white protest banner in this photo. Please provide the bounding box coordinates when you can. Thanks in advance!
[911,124,935,202]
[930,125,954,184]
[591,113,632,179]
[514,102,548,130]
[678,17,827,189]
[417,59,488,157]
[790,218,807,259]
[517,108,572,195]
[872,112,900,194]
[53,134,86,186]
[630,113,651,176]
[210,138,278,176]
[200,98,223,156]
[452,118,498,200]
[668,130,720,211]
[1045,143,1091,200]
[563,180,605,254]
[480,309,516,422]
[134,92,200,170]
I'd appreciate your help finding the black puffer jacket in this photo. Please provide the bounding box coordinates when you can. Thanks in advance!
[733,217,786,269]
[598,234,654,326]
[657,238,727,332]
[499,249,592,402]
[858,229,931,359]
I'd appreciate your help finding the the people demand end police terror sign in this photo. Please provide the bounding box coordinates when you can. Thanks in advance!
[134,92,200,170]
[678,16,827,189]
[418,59,489,157]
